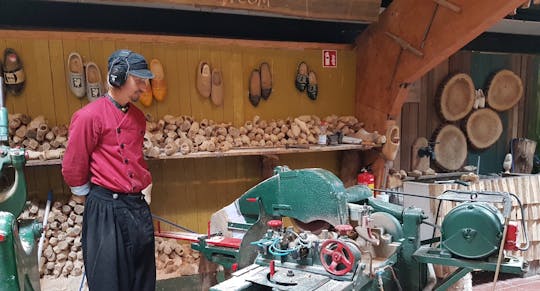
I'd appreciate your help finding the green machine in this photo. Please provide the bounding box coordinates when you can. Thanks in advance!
[193,166,529,290]
[0,78,41,291]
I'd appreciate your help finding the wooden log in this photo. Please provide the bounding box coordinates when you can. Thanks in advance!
[512,138,537,174]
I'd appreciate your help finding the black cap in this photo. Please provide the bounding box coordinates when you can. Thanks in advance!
[108,49,154,79]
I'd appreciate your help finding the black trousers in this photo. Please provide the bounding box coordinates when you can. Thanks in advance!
[82,184,156,291]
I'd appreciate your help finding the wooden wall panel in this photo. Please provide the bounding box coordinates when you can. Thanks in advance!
[2,30,355,233]
[399,51,538,175]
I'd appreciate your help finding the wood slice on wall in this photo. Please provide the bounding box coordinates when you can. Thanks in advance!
[486,69,523,111]
[437,73,475,122]
[432,124,468,171]
[465,108,503,150]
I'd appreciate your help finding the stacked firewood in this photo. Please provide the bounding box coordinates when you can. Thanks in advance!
[20,200,84,278]
[144,114,386,157]
[8,113,68,161]
[155,237,200,276]
[21,201,201,279]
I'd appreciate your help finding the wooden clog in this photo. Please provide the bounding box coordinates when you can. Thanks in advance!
[196,61,211,98]
[295,62,308,92]
[150,59,167,102]
[140,79,153,107]
[210,68,223,106]
[3,48,26,96]
[260,62,272,100]
[307,71,318,100]
[85,62,103,102]
[249,69,261,107]
[67,52,86,98]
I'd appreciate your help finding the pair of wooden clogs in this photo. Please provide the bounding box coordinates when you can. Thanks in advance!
[67,52,103,102]
[248,62,272,107]
[140,59,167,107]
[295,61,318,100]
[2,48,26,96]
[197,61,223,106]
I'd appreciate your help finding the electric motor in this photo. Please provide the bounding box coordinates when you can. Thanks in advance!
[441,202,504,259]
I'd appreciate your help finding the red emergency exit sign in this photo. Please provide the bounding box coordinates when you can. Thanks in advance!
[322,50,337,68]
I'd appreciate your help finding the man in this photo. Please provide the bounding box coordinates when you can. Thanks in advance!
[62,49,155,291]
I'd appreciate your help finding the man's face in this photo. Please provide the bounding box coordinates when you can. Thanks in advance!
[124,75,148,102]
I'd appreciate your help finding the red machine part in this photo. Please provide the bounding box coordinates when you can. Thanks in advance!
[267,220,283,229]
[319,239,355,276]
[269,260,275,278]
[504,222,519,251]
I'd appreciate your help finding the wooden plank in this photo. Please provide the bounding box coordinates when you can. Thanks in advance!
[48,40,71,126]
[220,47,235,124]
[509,54,522,140]
[228,48,244,126]
[355,0,527,132]
[400,103,418,171]
[72,0,380,23]
[176,44,192,116]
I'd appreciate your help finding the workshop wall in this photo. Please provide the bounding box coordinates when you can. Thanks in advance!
[400,51,538,174]
[0,31,356,233]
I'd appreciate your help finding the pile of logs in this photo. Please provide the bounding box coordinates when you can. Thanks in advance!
[155,237,200,276]
[8,114,67,161]
[20,200,84,278]
[144,114,386,158]
[21,200,201,279]
[7,113,385,160]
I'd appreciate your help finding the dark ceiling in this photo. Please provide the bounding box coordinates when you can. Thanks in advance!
[1,1,540,53]
[0,1,366,44]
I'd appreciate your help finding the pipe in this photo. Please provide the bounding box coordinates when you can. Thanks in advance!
[509,193,530,251]
[37,190,53,267]
[152,214,197,233]
[422,263,437,291]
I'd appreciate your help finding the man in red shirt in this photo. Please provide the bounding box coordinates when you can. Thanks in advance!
[62,49,155,291]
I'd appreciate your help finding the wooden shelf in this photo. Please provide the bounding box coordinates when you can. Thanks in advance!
[25,144,376,167]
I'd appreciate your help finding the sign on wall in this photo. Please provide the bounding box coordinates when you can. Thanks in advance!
[322,50,337,68]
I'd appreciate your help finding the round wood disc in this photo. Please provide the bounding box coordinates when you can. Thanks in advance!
[432,124,467,171]
[438,73,475,121]
[465,108,502,150]
[487,69,523,111]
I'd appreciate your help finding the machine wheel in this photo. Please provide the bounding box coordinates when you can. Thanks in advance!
[319,239,355,276]
[370,212,404,242]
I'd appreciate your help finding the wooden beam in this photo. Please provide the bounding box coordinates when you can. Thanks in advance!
[354,0,526,133]
[354,0,525,189]
[54,0,381,23]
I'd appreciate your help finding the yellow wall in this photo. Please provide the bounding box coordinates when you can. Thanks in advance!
[1,30,356,233]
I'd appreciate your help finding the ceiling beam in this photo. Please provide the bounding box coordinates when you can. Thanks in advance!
[354,0,527,132]
[48,0,382,23]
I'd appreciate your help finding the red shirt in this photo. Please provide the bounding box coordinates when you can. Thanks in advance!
[62,97,151,194]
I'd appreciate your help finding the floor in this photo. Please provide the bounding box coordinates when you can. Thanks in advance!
[473,274,540,290]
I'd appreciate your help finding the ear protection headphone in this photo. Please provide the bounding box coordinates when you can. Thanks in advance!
[108,50,132,88]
